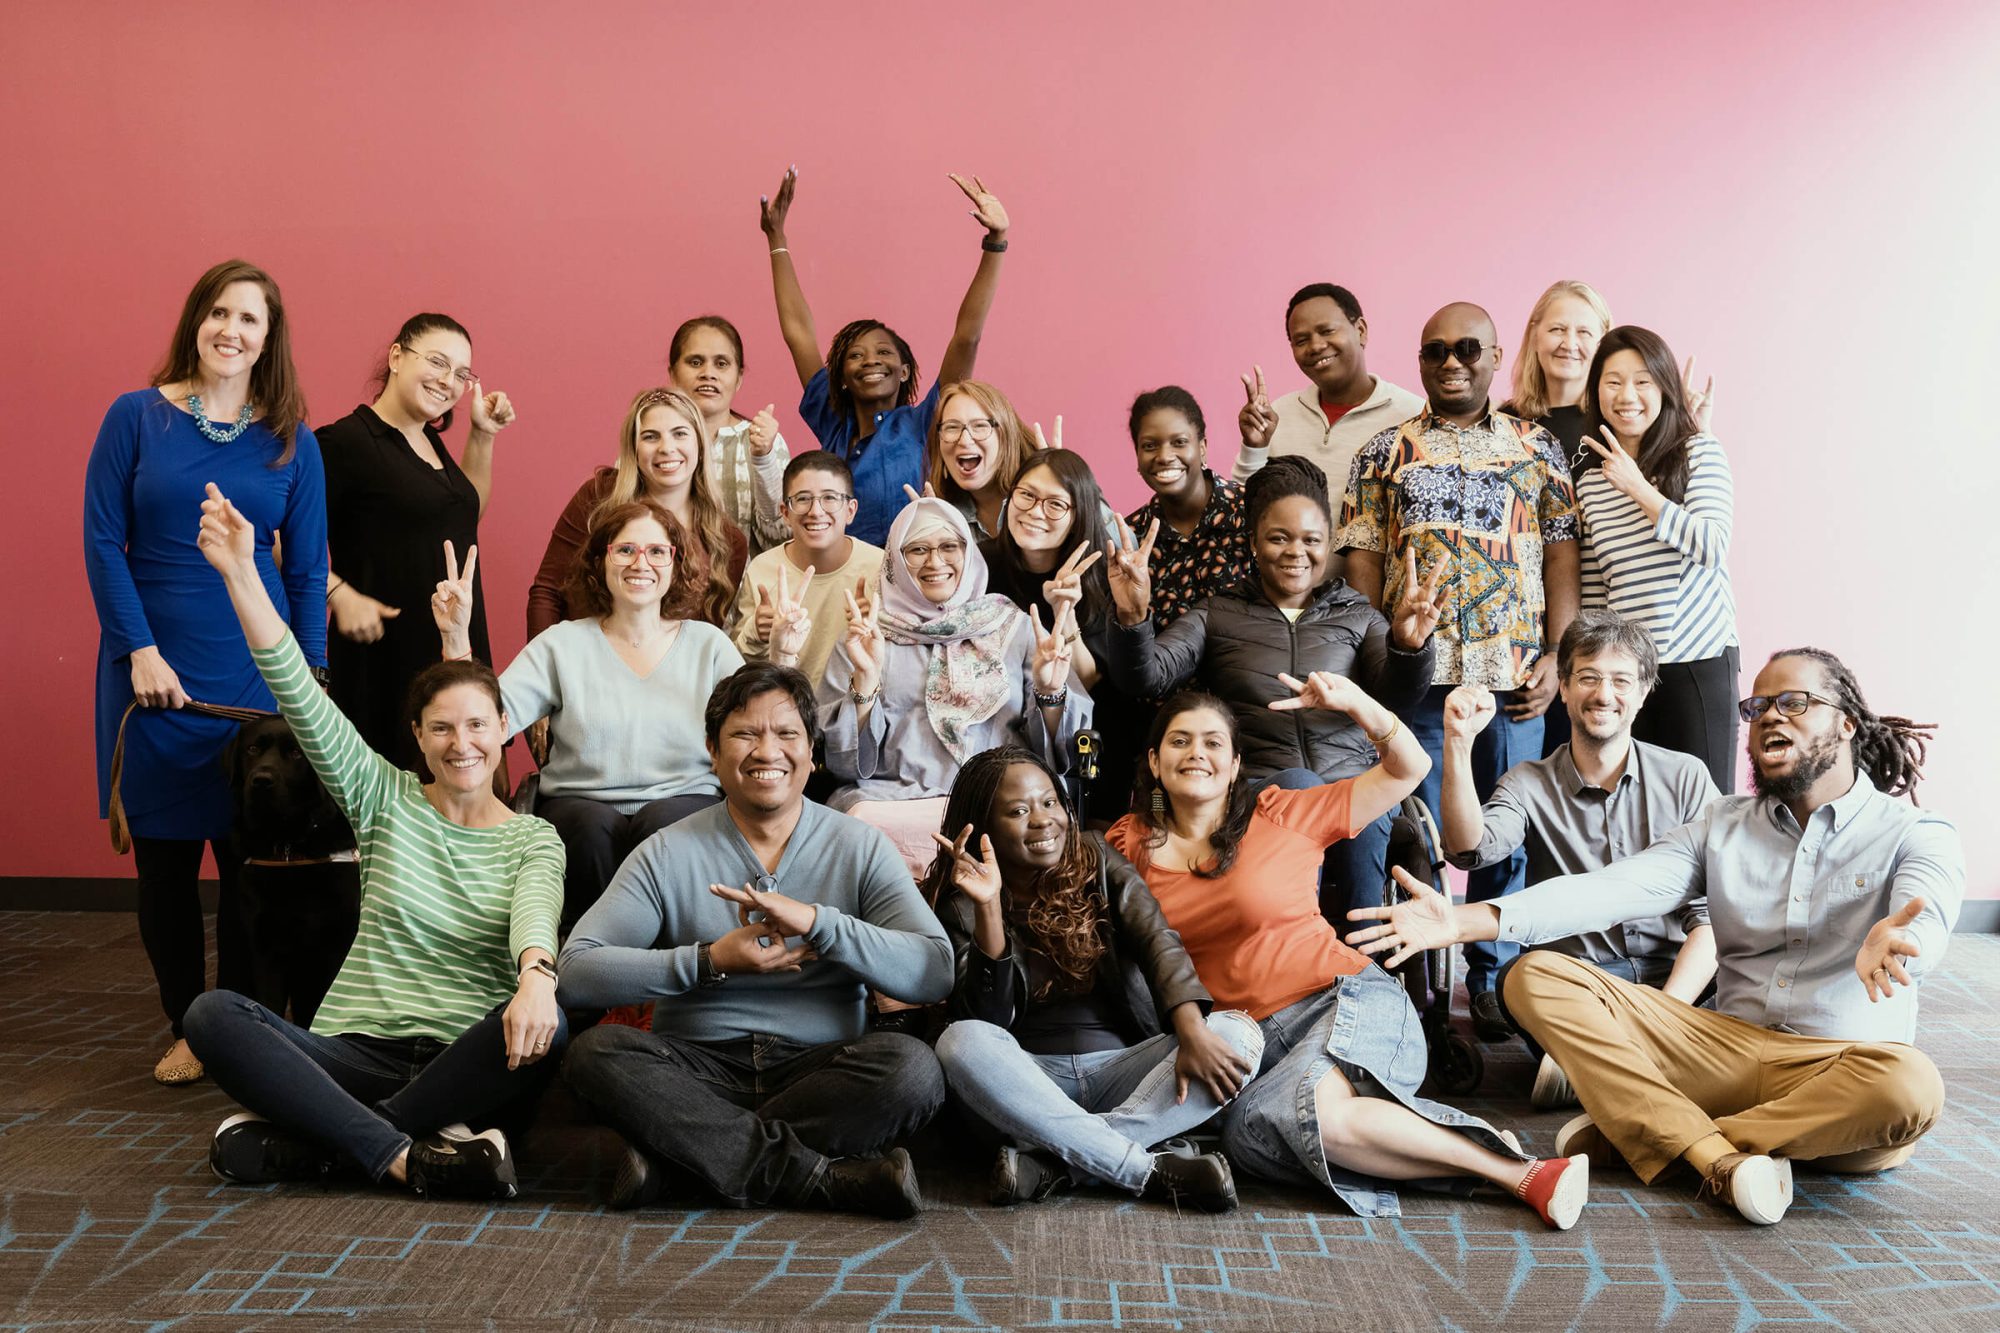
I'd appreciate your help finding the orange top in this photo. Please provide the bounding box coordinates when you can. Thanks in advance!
[1108,783,1370,1020]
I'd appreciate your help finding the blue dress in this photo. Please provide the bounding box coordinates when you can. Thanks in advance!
[84,389,328,841]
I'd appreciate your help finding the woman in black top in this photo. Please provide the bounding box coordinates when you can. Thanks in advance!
[320,313,516,770]
[927,747,1264,1211]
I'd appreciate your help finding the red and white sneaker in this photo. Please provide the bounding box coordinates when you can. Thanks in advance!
[1516,1154,1590,1230]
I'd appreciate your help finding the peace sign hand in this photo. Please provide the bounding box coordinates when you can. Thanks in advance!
[1391,546,1449,649]
[431,540,478,657]
[1682,355,1716,432]
[1239,365,1278,448]
[1031,415,1064,451]
[759,164,797,242]
[1041,543,1102,622]
[843,577,885,697]
[948,172,1009,238]
[468,383,516,436]
[768,564,817,666]
[1029,602,1077,695]
[1105,514,1159,626]
[1584,427,1658,506]
[929,826,1003,906]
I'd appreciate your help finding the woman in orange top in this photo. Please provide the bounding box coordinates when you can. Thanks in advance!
[1107,683,1586,1227]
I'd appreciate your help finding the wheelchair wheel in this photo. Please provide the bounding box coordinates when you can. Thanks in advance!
[1430,1031,1484,1096]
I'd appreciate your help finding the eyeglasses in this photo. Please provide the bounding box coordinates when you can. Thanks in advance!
[400,345,477,388]
[1418,338,1490,367]
[1567,671,1641,696]
[900,539,966,565]
[937,419,997,444]
[608,542,674,565]
[1737,691,1843,724]
[1010,488,1073,521]
[785,490,853,514]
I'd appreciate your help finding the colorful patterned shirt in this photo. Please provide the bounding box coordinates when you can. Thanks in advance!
[1337,406,1577,689]
[1125,471,1254,628]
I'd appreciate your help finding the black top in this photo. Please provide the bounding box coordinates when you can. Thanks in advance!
[319,405,491,772]
[1539,404,1596,476]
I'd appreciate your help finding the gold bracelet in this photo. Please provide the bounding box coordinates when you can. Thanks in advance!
[1367,717,1402,748]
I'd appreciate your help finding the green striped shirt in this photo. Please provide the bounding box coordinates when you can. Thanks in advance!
[251,633,563,1040]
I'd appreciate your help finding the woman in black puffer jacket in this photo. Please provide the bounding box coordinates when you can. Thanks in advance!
[1103,456,1446,923]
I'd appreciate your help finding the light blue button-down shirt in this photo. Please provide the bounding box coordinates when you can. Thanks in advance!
[1496,776,1963,1043]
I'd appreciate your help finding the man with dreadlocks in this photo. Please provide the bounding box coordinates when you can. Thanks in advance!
[1348,645,1959,1227]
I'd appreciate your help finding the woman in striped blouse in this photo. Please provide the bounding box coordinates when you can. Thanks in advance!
[1576,326,1739,790]
[183,483,566,1200]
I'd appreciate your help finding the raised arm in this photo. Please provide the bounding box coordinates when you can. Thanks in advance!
[760,167,825,388]
[459,383,518,515]
[1267,671,1429,828]
[934,173,1010,386]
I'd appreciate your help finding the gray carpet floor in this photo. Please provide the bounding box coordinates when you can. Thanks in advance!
[2,910,1996,1331]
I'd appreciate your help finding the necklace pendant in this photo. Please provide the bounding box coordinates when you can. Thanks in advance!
[187,393,256,444]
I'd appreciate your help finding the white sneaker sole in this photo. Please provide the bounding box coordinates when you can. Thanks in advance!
[1531,1055,1578,1110]
[1731,1156,1794,1225]
[1545,1155,1589,1230]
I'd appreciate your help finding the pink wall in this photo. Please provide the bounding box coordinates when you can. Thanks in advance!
[6,3,1997,894]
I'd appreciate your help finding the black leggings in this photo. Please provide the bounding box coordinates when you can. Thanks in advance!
[1634,647,1740,793]
[129,836,249,1038]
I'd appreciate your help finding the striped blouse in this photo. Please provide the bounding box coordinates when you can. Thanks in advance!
[1576,433,1737,663]
[250,632,564,1040]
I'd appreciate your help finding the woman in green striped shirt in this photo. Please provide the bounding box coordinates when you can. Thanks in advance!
[184,483,565,1199]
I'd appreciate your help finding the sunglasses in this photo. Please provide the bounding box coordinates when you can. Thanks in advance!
[1418,338,1489,367]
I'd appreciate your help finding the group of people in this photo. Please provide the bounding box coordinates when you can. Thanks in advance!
[85,170,1962,1230]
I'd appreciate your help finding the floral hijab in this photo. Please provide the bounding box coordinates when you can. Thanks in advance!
[878,497,1024,761]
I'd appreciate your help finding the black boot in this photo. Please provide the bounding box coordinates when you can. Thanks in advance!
[809,1148,923,1219]
[1142,1148,1237,1213]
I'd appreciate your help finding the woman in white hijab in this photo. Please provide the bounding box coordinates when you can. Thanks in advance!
[819,495,1090,874]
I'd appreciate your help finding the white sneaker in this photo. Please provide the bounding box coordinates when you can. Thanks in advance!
[1531,1054,1579,1110]
[1702,1153,1794,1225]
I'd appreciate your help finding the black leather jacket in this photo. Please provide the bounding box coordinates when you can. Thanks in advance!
[1107,579,1434,782]
[943,833,1210,1037]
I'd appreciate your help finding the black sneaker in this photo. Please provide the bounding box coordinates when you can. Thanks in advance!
[989,1146,1071,1205]
[608,1141,667,1211]
[405,1127,518,1200]
[811,1148,923,1219]
[1470,990,1513,1043]
[1143,1147,1238,1213]
[209,1112,338,1184]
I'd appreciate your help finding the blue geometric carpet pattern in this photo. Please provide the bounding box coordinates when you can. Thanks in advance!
[2,911,1997,1330]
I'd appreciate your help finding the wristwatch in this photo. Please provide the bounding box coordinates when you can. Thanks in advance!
[521,958,557,984]
[696,941,727,987]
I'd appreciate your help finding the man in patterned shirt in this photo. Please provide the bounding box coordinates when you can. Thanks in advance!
[1338,302,1580,1038]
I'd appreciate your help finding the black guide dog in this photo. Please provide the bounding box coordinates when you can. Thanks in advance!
[224,716,361,1028]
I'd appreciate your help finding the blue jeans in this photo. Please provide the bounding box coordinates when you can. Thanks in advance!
[563,1025,945,1206]
[935,1014,1265,1192]
[1252,768,1394,928]
[1405,684,1544,993]
[183,989,569,1181]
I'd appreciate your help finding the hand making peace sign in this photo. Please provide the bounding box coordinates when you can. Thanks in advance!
[1040,542,1102,624]
[1105,513,1160,627]
[842,576,886,699]
[1239,365,1278,448]
[1028,601,1078,696]
[930,825,1003,907]
[431,540,479,658]
[1390,546,1450,649]
[756,563,817,667]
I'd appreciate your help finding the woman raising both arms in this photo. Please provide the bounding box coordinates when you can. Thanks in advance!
[760,165,1011,546]
[1109,686,1588,1228]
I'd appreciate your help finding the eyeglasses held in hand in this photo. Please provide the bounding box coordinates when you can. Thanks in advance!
[1737,691,1842,724]
[938,419,997,444]
[785,491,853,513]
[1418,338,1489,367]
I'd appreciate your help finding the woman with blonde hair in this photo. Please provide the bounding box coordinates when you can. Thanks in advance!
[928,380,1034,540]
[529,388,747,636]
[1504,280,1614,471]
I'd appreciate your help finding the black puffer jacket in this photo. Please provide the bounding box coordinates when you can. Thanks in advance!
[1107,579,1434,782]
[943,834,1209,1037]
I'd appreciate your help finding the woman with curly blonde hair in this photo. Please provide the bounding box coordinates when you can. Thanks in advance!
[926,746,1265,1212]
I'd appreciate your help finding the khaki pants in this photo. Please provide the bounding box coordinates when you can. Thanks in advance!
[1503,950,1943,1183]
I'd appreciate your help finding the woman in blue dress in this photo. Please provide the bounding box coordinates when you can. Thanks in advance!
[83,258,327,1085]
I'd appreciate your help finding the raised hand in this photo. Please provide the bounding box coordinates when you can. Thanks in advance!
[710,878,818,940]
[1344,865,1461,969]
[1029,602,1077,695]
[430,540,478,651]
[746,403,780,457]
[769,564,817,666]
[1584,427,1657,505]
[1031,415,1064,452]
[759,164,797,241]
[948,172,1009,237]
[842,577,884,697]
[1238,365,1278,448]
[900,481,939,506]
[930,826,1003,906]
[1682,355,1715,432]
[1267,670,1364,715]
[468,383,516,436]
[1105,513,1159,625]
[196,482,256,574]
[1441,685,1497,745]
[1041,543,1102,623]
[1856,897,1926,1002]
[1390,546,1449,648]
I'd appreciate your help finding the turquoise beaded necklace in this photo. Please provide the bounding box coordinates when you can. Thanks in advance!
[187,393,254,443]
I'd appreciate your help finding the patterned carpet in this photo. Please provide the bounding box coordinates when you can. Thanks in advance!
[3,910,1997,1331]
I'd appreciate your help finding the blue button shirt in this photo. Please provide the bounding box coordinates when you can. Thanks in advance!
[1496,776,1963,1043]
[798,366,942,547]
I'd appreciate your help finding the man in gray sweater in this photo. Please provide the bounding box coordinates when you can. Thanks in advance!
[559,662,953,1219]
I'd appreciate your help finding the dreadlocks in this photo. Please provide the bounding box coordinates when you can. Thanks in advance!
[1769,647,1935,802]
